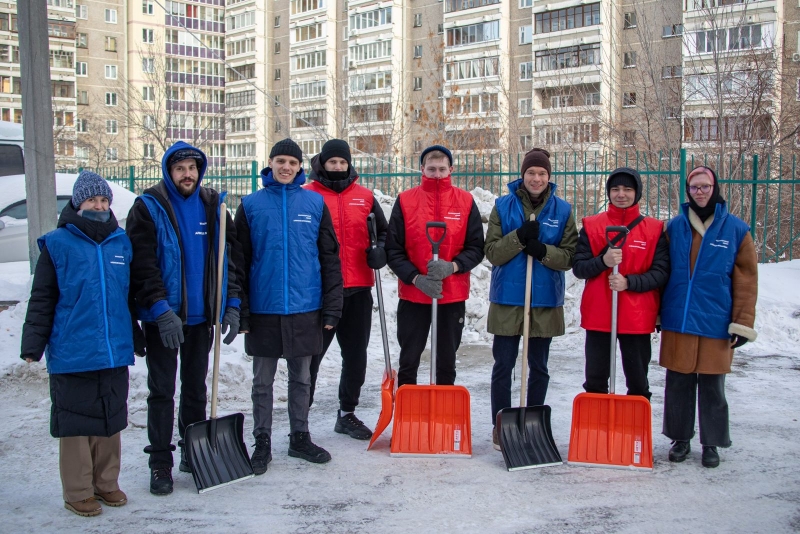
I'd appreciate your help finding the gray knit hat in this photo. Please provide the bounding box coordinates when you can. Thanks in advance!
[72,170,113,209]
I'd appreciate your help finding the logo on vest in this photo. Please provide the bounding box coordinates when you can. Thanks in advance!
[444,211,461,222]
[629,239,647,250]
[348,197,367,207]
[542,218,560,228]
[709,239,729,249]
[196,221,207,236]
[110,255,126,266]
[293,213,312,223]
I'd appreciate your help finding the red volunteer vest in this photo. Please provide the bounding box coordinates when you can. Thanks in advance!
[580,204,664,334]
[397,176,473,304]
[305,179,375,288]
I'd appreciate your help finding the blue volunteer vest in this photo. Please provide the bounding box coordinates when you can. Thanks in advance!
[40,225,135,374]
[489,181,572,307]
[242,178,324,315]
[661,202,750,339]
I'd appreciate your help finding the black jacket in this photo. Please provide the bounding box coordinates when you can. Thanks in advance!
[125,181,244,325]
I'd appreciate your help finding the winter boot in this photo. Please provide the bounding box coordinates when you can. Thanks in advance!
[93,489,127,507]
[702,446,720,468]
[288,432,331,464]
[492,426,501,452]
[64,497,102,517]
[668,440,691,463]
[179,447,192,473]
[334,411,373,440]
[149,467,173,496]
[251,433,272,476]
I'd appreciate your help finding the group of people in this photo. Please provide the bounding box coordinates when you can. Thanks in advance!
[20,139,757,518]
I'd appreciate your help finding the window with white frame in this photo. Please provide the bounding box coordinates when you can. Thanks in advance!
[75,4,87,19]
[622,130,636,147]
[350,71,393,92]
[105,8,117,23]
[105,92,117,106]
[144,115,156,129]
[144,143,155,159]
[585,92,600,105]
[623,51,636,68]
[414,13,422,27]
[413,45,422,58]
[520,0,533,7]
[143,28,154,43]
[292,51,326,71]
[445,56,499,81]
[446,93,498,115]
[520,134,533,151]
[275,42,281,54]
[519,62,533,80]
[662,24,683,38]
[290,80,327,100]
[105,65,117,79]
[76,33,88,48]
[294,22,325,43]
[446,21,500,47]
[75,61,87,76]
[622,92,636,107]
[623,12,636,29]
[106,147,118,161]
[143,0,154,15]
[76,118,87,132]
[662,65,682,79]
[550,94,574,108]
[519,25,532,45]
[413,77,422,90]
[274,16,280,28]
[106,119,118,134]
[694,24,766,53]
[349,7,392,31]
[142,58,155,73]
[519,98,532,116]
[349,41,392,62]
[291,0,326,16]
[142,86,154,101]
[105,37,117,52]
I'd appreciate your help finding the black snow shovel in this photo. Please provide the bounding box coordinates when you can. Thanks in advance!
[497,214,562,471]
[184,202,255,493]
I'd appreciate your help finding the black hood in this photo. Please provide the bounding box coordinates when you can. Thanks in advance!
[58,201,120,244]
[686,165,723,222]
[308,154,359,193]
[606,167,643,204]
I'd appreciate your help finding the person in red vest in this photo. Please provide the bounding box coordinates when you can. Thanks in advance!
[386,145,485,387]
[572,167,669,400]
[305,139,389,440]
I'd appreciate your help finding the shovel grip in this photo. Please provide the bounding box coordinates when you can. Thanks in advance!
[605,226,629,249]
[367,212,377,249]
[426,222,447,256]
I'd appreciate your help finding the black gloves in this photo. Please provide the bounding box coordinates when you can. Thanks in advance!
[323,315,340,329]
[516,220,540,245]
[366,246,387,270]
[221,307,240,345]
[524,240,547,260]
[426,259,454,280]
[730,335,748,349]
[155,310,184,349]
[414,275,443,299]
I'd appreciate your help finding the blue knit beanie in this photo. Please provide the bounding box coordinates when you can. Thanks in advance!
[72,170,113,209]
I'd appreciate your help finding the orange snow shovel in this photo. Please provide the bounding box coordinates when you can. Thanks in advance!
[567,226,653,471]
[366,213,397,450]
[390,222,471,458]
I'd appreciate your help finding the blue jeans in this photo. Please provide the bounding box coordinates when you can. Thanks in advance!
[490,335,552,425]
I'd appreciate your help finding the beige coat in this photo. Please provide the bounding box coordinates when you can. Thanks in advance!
[659,209,758,374]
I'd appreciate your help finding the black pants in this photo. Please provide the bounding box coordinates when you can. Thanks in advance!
[583,330,652,400]
[144,322,211,469]
[397,300,465,387]
[309,290,373,412]
[490,335,552,424]
[663,370,731,447]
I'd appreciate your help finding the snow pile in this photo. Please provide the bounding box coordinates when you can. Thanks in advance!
[0,261,32,303]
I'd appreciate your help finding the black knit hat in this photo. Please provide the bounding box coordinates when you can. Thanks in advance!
[420,145,453,167]
[270,138,303,162]
[319,139,352,167]
[606,167,642,204]
[521,148,551,178]
[166,148,204,171]
[72,170,113,209]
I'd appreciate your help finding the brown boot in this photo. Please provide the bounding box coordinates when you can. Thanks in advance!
[64,497,102,517]
[94,489,127,507]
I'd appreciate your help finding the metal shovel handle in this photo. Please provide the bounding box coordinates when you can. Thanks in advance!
[604,226,628,395]
[426,221,447,385]
[367,213,392,378]
[520,214,535,408]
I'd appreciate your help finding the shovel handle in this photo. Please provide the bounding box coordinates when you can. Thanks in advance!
[605,225,626,395]
[367,212,392,377]
[426,222,446,385]
[520,214,535,408]
[605,226,629,250]
[426,222,447,256]
[211,203,227,420]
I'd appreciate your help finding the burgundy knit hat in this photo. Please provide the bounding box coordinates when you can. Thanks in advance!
[521,148,551,178]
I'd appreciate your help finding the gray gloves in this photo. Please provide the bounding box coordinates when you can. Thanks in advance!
[221,307,240,345]
[426,259,454,281]
[414,275,443,299]
[155,310,184,349]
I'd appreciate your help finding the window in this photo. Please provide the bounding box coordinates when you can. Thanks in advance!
[538,123,599,145]
[291,0,326,15]
[274,94,280,106]
[292,51,326,71]
[144,115,156,129]
[77,90,89,104]
[550,94,574,108]
[274,16,281,27]
[294,22,325,43]
[413,77,422,91]
[142,86,154,101]
[290,80,327,100]
[52,81,74,98]
[797,78,800,101]
[414,140,424,152]
[75,4,87,19]
[520,134,533,151]
[446,21,500,47]
[105,37,117,52]
[535,44,601,71]
[144,144,155,159]
[695,24,765,54]
[274,69,281,80]
[622,92,636,107]
[227,11,256,30]
[50,50,74,69]
[106,119,118,134]
[520,0,533,7]
[662,65,682,79]
[519,25,532,45]
[624,12,636,29]
[444,0,500,13]
[414,14,422,27]
[76,61,87,76]
[142,58,155,73]
[519,98,533,116]
[105,65,117,79]
[105,92,117,106]
[76,118,88,133]
[535,4,600,35]
[519,61,533,80]
[438,23,444,34]
[275,42,281,54]
[274,121,281,132]
[446,93,499,115]
[349,41,392,62]
[585,92,601,105]
[684,115,772,142]
[349,7,392,31]
[445,57,499,81]
[349,72,393,92]
[662,24,683,38]
[622,131,636,147]
[623,52,636,68]
[104,8,117,24]
[143,29,154,43]
[76,33,88,48]
[413,109,421,122]
[143,0,154,14]
[294,109,327,128]
[665,107,680,120]
[106,148,118,162]
[413,45,422,58]
[226,90,256,107]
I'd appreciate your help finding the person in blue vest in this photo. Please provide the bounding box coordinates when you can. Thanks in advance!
[126,142,244,495]
[21,171,137,516]
[659,165,758,468]
[484,148,578,450]
[234,139,343,475]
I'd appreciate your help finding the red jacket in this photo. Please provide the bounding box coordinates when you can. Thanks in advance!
[305,179,374,289]
[396,177,473,304]
[580,204,664,334]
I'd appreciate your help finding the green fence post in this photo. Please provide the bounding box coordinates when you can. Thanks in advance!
[128,166,135,193]
[251,160,258,193]
[679,148,687,206]
[750,154,758,241]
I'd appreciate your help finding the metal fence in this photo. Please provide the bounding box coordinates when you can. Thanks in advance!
[66,149,799,262]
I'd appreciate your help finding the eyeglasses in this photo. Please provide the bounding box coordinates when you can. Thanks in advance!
[688,184,713,194]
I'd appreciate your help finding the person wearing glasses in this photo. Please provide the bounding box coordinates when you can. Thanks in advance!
[659,165,758,468]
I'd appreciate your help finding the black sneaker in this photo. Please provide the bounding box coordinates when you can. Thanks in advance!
[668,440,691,463]
[251,433,272,476]
[701,446,720,468]
[288,432,331,464]
[334,411,373,441]
[178,448,192,473]
[150,467,173,496]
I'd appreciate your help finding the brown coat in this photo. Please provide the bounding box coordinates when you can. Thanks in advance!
[659,208,758,374]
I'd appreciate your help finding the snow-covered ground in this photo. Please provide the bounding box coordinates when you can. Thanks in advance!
[0,197,798,533]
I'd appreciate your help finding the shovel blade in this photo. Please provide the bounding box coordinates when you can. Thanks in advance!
[367,369,397,451]
[184,413,255,493]
[496,405,562,471]
[567,392,653,470]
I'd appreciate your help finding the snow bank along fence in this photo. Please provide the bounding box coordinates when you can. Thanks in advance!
[66,149,800,263]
